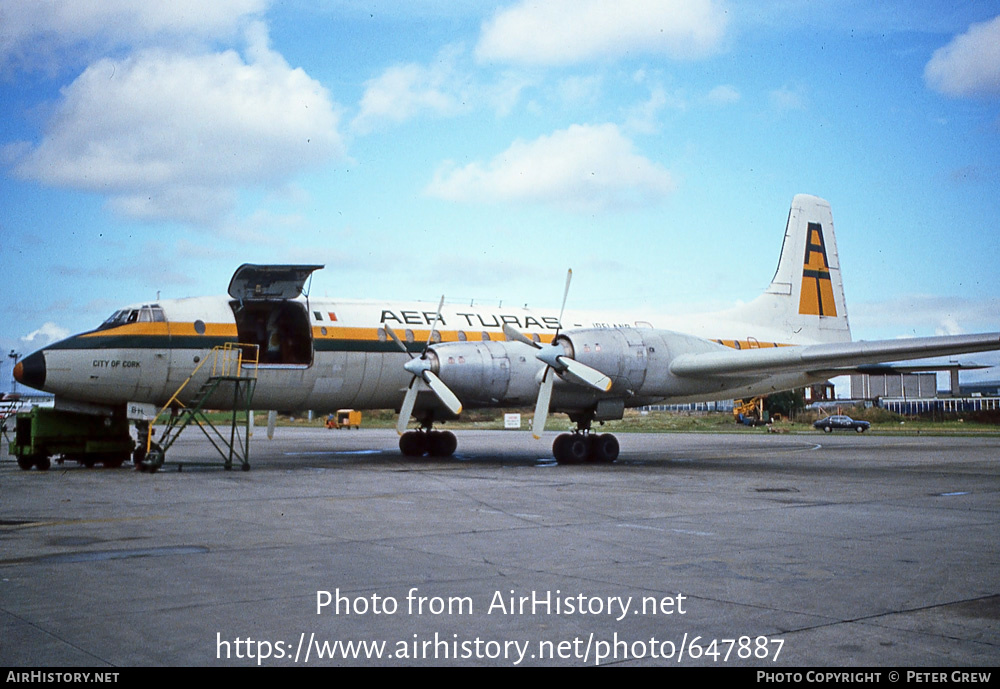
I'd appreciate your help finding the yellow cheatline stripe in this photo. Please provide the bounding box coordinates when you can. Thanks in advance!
[79,320,558,344]
[716,339,788,350]
[81,323,170,337]
[81,321,785,349]
[312,325,556,344]
[81,322,237,337]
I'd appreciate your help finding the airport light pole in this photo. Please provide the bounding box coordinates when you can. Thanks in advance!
[8,350,19,395]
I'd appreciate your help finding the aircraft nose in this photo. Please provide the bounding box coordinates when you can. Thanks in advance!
[14,351,46,390]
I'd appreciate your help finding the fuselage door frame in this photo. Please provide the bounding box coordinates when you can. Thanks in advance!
[228,264,325,369]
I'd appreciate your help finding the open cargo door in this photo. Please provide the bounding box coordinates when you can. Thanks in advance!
[228,264,324,367]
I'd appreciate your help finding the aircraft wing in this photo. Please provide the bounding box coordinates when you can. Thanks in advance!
[669,333,1000,379]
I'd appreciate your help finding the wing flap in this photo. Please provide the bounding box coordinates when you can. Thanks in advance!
[669,333,1000,378]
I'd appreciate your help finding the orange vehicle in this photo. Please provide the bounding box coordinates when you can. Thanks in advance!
[326,409,361,429]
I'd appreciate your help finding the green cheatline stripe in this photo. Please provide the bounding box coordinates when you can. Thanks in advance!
[43,333,417,354]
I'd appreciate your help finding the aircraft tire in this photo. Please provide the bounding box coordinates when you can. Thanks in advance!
[554,434,588,465]
[428,430,457,457]
[589,434,619,463]
[552,434,572,463]
[137,444,164,473]
[566,436,589,464]
[399,431,426,457]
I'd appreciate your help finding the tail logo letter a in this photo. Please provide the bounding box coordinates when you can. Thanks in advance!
[799,222,837,317]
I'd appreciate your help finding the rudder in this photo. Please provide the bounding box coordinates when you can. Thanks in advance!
[731,195,851,344]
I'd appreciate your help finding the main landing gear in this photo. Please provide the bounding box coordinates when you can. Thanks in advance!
[551,431,619,464]
[399,428,458,458]
[551,412,619,464]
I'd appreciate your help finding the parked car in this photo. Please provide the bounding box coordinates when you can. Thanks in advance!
[813,415,870,433]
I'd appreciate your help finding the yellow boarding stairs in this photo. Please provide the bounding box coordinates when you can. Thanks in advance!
[136,343,259,473]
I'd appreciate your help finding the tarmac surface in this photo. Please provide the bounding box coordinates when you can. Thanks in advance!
[1,427,998,667]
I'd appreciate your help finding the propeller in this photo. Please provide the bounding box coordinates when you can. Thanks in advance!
[503,270,612,439]
[385,296,463,435]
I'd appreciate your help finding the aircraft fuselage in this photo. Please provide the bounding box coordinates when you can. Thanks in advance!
[19,295,819,415]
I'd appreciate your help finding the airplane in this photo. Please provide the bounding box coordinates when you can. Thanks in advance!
[12,194,1000,468]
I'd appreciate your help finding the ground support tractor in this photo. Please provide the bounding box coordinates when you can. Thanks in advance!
[10,407,133,470]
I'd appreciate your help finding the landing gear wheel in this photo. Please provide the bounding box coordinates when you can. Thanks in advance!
[588,434,619,463]
[136,443,164,473]
[553,434,588,464]
[428,430,457,457]
[552,434,572,462]
[399,431,427,457]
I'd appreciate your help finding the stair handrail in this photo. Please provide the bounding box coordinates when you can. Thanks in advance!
[146,342,261,453]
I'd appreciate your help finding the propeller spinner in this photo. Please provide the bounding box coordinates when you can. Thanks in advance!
[385,296,463,435]
[502,270,612,439]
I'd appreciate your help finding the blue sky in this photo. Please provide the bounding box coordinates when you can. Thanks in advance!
[2,0,999,392]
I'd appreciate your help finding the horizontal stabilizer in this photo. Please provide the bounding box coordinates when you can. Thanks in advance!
[670,333,1000,379]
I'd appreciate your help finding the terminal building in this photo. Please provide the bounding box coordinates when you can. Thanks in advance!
[851,369,1000,415]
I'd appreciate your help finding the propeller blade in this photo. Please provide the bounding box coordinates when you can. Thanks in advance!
[397,380,419,435]
[423,295,445,351]
[535,345,612,392]
[561,357,613,392]
[503,323,539,348]
[556,268,572,334]
[384,323,412,357]
[424,370,463,415]
[531,372,554,439]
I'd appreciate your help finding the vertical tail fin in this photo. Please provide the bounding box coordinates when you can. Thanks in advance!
[732,195,852,344]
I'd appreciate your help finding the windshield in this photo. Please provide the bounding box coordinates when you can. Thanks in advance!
[98,305,166,330]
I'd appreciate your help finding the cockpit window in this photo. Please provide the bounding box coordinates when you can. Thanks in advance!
[98,305,166,330]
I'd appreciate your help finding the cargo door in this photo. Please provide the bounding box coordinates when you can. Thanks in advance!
[228,264,323,368]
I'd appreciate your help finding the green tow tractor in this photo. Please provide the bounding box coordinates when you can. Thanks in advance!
[9,406,133,470]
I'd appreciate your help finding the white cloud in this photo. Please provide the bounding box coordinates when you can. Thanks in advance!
[0,0,268,73]
[352,46,470,133]
[705,84,740,105]
[476,0,729,65]
[21,322,70,345]
[851,295,1000,338]
[924,15,1000,98]
[624,85,686,134]
[769,85,807,112]
[11,24,344,224]
[425,123,675,211]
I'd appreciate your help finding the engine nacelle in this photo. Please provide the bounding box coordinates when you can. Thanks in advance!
[554,328,729,399]
[426,340,543,407]
[427,327,739,413]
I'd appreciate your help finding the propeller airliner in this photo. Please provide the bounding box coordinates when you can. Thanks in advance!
[13,195,1000,467]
